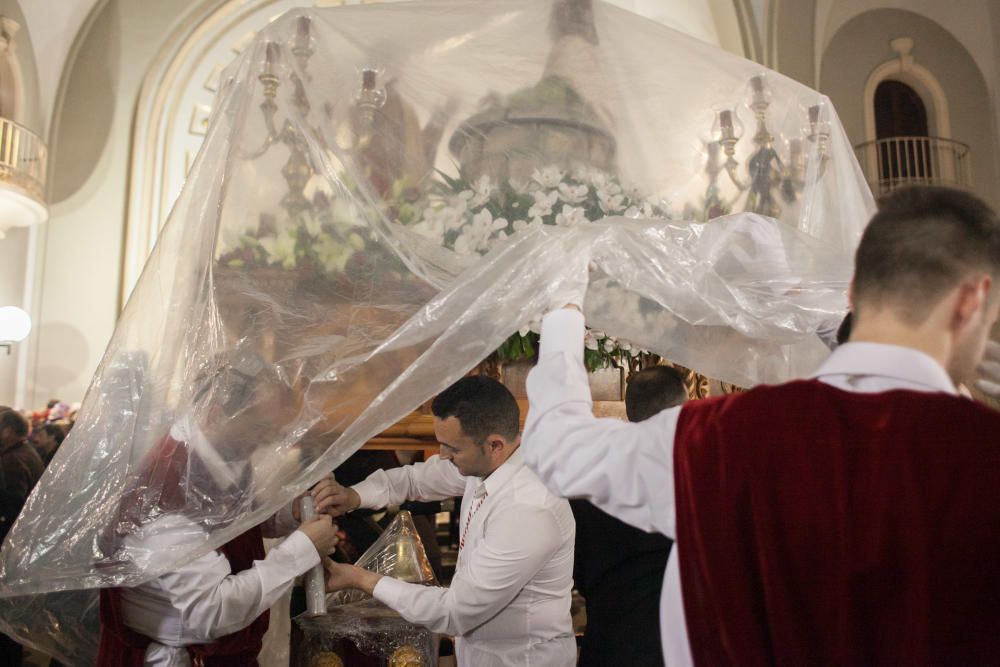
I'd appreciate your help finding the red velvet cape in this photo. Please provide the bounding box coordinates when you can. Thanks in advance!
[96,432,270,666]
[674,380,1000,666]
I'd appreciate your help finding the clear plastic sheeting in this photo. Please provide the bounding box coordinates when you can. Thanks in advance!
[329,510,438,607]
[294,604,438,667]
[0,0,873,661]
[293,511,439,666]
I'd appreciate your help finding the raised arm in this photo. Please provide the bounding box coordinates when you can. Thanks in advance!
[522,308,679,537]
[326,455,467,516]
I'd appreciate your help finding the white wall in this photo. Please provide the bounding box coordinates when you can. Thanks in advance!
[23,0,200,408]
[0,0,44,408]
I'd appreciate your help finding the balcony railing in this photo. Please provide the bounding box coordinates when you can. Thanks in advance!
[853,136,971,195]
[0,117,47,203]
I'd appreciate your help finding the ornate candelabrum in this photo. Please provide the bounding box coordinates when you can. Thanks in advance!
[702,74,831,221]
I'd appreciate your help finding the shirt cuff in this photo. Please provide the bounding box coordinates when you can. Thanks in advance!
[352,477,384,510]
[539,309,585,362]
[277,530,322,574]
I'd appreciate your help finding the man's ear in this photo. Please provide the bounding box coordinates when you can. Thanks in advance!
[486,435,506,454]
[953,275,992,332]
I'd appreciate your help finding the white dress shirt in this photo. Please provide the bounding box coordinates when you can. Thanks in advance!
[522,308,959,667]
[353,450,577,667]
[119,418,320,667]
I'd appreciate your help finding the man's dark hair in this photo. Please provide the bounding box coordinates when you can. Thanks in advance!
[852,186,1000,323]
[836,311,853,346]
[431,375,520,443]
[0,407,30,440]
[625,366,687,422]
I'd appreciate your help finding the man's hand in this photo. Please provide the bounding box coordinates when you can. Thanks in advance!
[975,339,1000,399]
[324,560,382,595]
[293,474,342,521]
[298,515,340,556]
[325,481,362,518]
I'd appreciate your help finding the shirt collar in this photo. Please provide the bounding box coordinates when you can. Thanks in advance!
[812,342,958,395]
[477,448,524,498]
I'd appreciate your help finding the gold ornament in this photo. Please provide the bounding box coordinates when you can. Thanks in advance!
[389,645,425,667]
[310,652,344,667]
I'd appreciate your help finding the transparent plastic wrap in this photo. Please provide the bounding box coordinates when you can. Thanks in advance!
[0,0,873,661]
[293,511,438,666]
[328,510,438,607]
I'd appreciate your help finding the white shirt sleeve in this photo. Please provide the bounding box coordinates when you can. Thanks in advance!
[121,515,320,644]
[371,503,562,636]
[522,308,680,537]
[352,455,467,510]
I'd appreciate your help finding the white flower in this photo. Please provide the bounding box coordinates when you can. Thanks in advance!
[512,219,532,233]
[532,166,564,189]
[603,338,616,352]
[624,205,641,219]
[584,333,599,350]
[589,170,621,194]
[558,182,589,204]
[412,216,446,243]
[555,204,587,227]
[448,190,474,215]
[598,190,625,213]
[316,235,352,273]
[454,209,508,255]
[620,341,633,353]
[302,214,323,237]
[528,190,559,219]
[592,330,606,338]
[469,175,495,208]
[529,317,541,334]
[258,227,297,269]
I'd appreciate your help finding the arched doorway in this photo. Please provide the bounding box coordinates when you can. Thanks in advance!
[874,79,931,186]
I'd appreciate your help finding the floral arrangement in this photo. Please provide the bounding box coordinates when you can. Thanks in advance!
[217,165,669,371]
[410,164,667,370]
[216,181,415,288]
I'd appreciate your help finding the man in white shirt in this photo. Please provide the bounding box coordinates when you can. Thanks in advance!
[323,375,577,667]
[97,353,342,667]
[522,186,1000,666]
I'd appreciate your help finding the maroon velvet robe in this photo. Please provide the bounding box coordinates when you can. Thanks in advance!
[674,380,1000,666]
[96,431,270,666]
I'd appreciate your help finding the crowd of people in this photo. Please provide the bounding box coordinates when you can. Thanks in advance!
[4,185,1000,666]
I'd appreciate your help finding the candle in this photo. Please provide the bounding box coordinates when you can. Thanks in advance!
[362,69,377,91]
[719,110,734,140]
[750,75,768,106]
[296,16,311,50]
[264,42,279,77]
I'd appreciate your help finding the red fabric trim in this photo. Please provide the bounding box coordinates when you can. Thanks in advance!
[674,380,1000,666]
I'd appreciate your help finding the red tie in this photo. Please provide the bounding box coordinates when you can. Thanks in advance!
[460,491,488,550]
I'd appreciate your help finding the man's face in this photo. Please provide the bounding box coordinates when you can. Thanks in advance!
[34,430,55,450]
[950,293,1000,385]
[434,416,493,477]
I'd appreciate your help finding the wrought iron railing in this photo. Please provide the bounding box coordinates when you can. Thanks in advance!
[0,117,47,202]
[853,135,971,195]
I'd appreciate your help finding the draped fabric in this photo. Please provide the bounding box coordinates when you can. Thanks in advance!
[0,1,873,660]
